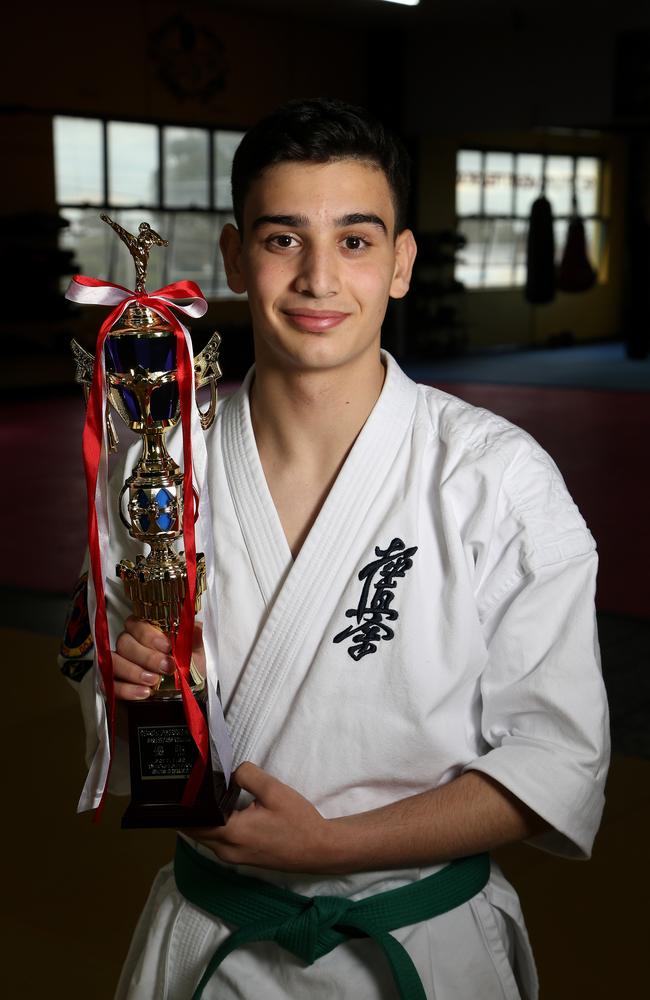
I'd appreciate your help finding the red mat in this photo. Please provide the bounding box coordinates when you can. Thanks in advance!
[2,383,647,618]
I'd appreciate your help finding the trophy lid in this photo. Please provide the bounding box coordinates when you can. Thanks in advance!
[110,302,173,336]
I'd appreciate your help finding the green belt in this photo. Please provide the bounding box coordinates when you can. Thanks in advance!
[174,836,490,1000]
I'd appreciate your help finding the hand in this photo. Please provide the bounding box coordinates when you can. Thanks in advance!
[113,616,205,701]
[186,763,334,874]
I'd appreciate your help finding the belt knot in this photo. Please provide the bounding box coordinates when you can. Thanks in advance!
[275,894,351,964]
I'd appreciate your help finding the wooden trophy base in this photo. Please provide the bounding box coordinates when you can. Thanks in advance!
[121,692,239,829]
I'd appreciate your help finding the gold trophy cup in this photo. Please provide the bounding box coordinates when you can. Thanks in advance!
[72,216,237,827]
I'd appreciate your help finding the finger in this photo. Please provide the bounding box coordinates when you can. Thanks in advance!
[116,631,175,675]
[112,650,164,687]
[124,616,172,653]
[114,679,152,702]
[112,654,154,701]
[234,762,280,802]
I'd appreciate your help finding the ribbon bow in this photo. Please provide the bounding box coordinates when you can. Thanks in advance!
[66,275,212,816]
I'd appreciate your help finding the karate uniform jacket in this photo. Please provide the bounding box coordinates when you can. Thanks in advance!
[71,353,610,1000]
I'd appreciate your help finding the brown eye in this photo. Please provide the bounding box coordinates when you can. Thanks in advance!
[268,234,298,249]
[345,236,362,250]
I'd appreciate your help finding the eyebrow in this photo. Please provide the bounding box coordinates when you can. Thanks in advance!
[335,213,387,233]
[251,212,388,234]
[252,214,309,230]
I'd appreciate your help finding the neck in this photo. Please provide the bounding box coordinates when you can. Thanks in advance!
[249,348,386,465]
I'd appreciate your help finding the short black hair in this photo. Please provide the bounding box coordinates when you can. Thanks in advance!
[231,97,411,235]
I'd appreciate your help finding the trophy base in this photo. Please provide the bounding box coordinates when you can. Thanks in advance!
[121,692,239,830]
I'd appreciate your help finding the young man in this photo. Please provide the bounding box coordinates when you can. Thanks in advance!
[75,99,609,998]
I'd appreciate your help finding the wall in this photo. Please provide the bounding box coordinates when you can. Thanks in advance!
[2,3,647,367]
[0,2,370,382]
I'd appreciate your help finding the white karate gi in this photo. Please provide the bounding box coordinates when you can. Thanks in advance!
[76,353,609,1000]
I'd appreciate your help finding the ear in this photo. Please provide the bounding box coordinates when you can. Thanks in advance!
[219,223,247,295]
[389,229,417,300]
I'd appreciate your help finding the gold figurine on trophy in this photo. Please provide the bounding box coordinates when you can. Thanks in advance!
[100,214,168,292]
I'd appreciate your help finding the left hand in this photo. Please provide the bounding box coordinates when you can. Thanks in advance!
[185,762,334,873]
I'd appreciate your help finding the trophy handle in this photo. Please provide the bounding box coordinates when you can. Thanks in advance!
[118,482,132,532]
[72,338,119,452]
[106,412,119,452]
[193,331,222,431]
[198,379,217,431]
[71,338,94,388]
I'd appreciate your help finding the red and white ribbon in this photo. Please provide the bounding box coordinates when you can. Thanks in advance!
[67,275,232,816]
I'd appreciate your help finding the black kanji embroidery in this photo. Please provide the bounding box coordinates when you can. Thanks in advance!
[333,537,418,660]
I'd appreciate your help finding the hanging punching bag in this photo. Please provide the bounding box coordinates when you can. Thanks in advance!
[557,211,597,292]
[525,195,556,304]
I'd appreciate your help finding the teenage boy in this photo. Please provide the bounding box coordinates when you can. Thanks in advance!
[73,99,608,999]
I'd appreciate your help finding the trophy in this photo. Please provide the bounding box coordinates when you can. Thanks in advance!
[71,215,238,828]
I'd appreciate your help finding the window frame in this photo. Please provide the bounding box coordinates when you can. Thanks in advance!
[455,147,608,291]
[53,113,245,298]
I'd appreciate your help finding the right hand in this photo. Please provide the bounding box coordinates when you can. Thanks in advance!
[113,615,175,701]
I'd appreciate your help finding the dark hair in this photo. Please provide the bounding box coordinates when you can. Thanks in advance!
[231,97,411,234]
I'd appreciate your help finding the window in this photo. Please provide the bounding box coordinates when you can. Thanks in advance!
[455,150,606,289]
[53,116,245,298]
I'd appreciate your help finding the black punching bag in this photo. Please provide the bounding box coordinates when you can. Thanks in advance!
[525,195,556,304]
[557,215,596,292]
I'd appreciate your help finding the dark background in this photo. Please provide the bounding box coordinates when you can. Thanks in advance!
[1,3,648,998]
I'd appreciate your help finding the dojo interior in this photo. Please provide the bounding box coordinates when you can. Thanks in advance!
[1,1,648,996]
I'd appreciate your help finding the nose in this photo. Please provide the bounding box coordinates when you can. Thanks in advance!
[294,241,340,298]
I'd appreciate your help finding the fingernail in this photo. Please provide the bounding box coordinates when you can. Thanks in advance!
[154,635,172,653]
[160,657,175,673]
[135,687,151,700]
[141,671,158,684]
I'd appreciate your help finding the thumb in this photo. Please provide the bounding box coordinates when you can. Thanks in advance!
[234,762,282,804]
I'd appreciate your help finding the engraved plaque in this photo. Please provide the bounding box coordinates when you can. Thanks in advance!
[137,724,197,780]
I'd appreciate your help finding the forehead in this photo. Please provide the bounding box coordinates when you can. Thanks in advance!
[242,159,395,230]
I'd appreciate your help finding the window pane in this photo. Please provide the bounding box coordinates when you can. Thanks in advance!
[545,155,573,216]
[214,131,244,210]
[456,150,482,216]
[59,208,112,283]
[483,218,520,286]
[576,158,599,216]
[54,117,103,204]
[554,218,569,264]
[108,122,158,206]
[511,219,529,286]
[483,152,513,215]
[455,218,489,287]
[163,127,209,208]
[165,212,220,291]
[584,219,600,266]
[514,154,543,218]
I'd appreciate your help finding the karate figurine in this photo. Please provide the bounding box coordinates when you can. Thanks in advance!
[100,214,168,293]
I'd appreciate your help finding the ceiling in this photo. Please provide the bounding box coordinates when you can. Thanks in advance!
[212,0,650,32]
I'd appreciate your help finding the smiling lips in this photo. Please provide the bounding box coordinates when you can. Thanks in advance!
[283,308,350,333]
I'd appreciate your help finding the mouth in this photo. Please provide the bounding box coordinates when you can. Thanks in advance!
[282,308,350,333]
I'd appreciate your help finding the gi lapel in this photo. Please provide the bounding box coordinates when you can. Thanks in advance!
[222,354,419,764]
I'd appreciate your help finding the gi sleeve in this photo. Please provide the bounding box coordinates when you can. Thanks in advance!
[462,432,610,859]
[58,440,144,800]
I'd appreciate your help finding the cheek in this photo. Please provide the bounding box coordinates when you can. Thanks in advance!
[245,258,293,311]
[352,265,394,315]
